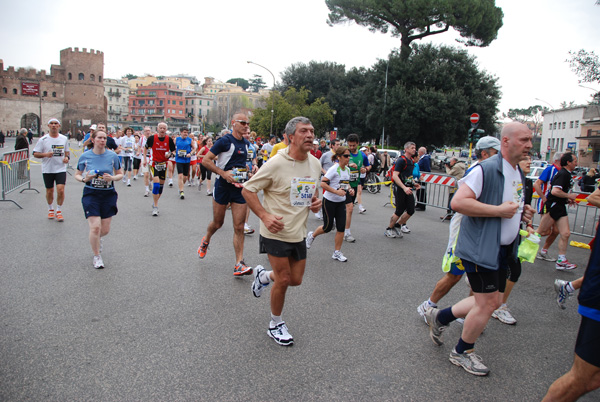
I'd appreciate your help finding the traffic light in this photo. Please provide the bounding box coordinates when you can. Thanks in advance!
[468,128,485,143]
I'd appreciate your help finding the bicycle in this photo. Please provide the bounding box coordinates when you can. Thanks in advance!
[365,171,382,194]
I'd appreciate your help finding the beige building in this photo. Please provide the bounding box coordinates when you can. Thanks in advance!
[128,75,157,91]
[104,78,129,131]
[576,105,600,168]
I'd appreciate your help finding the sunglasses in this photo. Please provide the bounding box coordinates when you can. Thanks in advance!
[341,154,350,158]
[234,120,249,126]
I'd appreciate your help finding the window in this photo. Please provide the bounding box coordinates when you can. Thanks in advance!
[186,100,188,105]
[132,100,136,106]
[167,100,170,105]
[576,120,580,128]
[560,138,564,151]
[179,110,183,114]
[98,76,102,82]
[90,74,95,81]
[79,73,84,80]
[109,97,113,102]
[570,121,574,128]
[52,92,56,97]
[553,122,557,130]
[159,100,163,106]
[149,91,156,96]
[68,72,72,80]
[148,100,154,106]
[43,91,48,97]
[138,100,145,106]
[179,101,183,105]
[192,100,194,105]
[13,88,17,94]
[207,101,210,106]
[2,87,6,94]
[562,122,566,129]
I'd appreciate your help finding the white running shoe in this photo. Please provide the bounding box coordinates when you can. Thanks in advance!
[401,224,410,233]
[252,265,269,298]
[127,179,131,187]
[332,250,348,262]
[168,180,173,187]
[359,205,366,214]
[491,305,516,325]
[306,231,315,249]
[93,255,104,269]
[393,227,404,238]
[385,228,397,238]
[268,322,294,346]
[344,233,356,243]
[417,300,434,324]
[152,206,159,216]
[449,348,489,376]
[244,224,255,235]
[144,190,149,197]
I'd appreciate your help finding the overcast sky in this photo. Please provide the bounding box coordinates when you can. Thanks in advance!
[1,0,599,117]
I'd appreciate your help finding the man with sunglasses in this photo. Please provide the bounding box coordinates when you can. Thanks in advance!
[197,113,254,276]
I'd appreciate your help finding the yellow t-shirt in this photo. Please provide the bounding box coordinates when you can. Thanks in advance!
[244,147,321,243]
[270,141,288,158]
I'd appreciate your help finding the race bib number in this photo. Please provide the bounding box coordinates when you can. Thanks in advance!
[154,162,166,171]
[124,147,133,155]
[290,177,317,207]
[339,180,350,191]
[52,145,65,157]
[349,171,359,181]
[178,149,188,158]
[232,167,248,183]
[91,177,111,189]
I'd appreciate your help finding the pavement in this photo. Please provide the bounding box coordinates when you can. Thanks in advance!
[0,139,598,401]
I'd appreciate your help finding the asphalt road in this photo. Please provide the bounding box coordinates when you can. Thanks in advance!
[0,140,597,401]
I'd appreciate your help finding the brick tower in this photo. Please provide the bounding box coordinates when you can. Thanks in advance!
[60,47,106,133]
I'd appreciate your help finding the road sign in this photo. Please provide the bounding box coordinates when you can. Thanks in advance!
[470,113,480,124]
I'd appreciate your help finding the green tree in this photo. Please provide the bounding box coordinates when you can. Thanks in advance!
[567,49,600,104]
[250,87,334,137]
[279,61,368,137]
[325,0,504,60]
[361,44,501,146]
[568,50,600,84]
[227,78,250,90]
[249,75,267,92]
[123,74,138,80]
[505,105,546,134]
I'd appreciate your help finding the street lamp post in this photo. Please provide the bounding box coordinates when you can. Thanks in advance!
[536,98,556,161]
[247,61,275,136]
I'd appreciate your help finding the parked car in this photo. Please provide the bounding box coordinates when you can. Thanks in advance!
[527,166,545,182]
[531,160,548,169]
[378,149,400,164]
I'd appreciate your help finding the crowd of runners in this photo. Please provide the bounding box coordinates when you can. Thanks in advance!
[27,116,600,400]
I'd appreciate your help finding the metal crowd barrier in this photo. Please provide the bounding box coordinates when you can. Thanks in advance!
[375,172,457,214]
[416,172,457,215]
[531,192,599,238]
[0,149,39,208]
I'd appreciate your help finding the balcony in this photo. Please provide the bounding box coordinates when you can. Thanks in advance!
[107,91,121,98]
